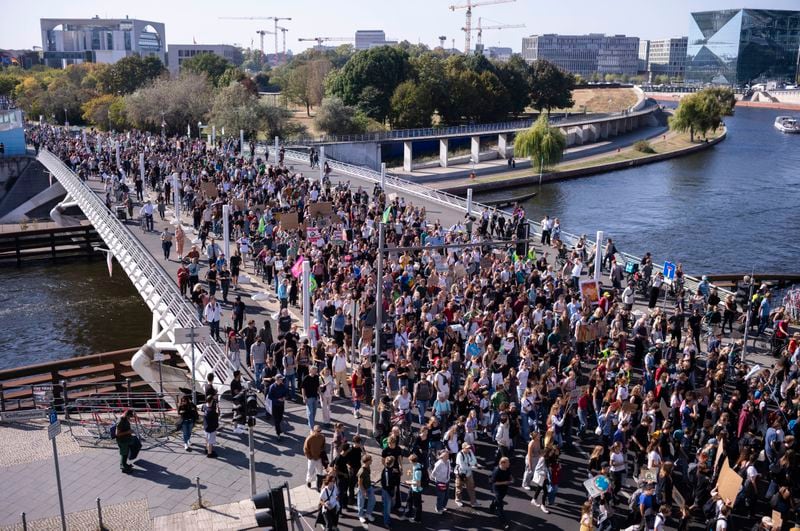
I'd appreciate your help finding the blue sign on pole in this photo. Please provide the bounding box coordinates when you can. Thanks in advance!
[663,261,676,281]
[49,410,57,425]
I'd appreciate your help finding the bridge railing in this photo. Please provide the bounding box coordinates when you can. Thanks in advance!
[285,148,731,300]
[37,150,234,390]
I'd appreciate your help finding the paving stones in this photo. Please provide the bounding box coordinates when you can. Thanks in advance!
[0,420,83,467]
[0,498,150,531]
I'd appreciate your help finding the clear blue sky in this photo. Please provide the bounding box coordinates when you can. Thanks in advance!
[3,0,798,54]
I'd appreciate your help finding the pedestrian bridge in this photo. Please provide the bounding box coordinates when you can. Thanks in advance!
[38,149,234,402]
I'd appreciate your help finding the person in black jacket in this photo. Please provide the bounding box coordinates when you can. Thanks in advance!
[380,456,401,528]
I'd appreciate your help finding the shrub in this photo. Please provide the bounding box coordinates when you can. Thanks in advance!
[633,140,655,154]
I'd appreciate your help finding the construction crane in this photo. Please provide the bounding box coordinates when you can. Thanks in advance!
[438,35,447,48]
[219,16,291,63]
[277,26,289,63]
[255,29,275,57]
[449,0,515,54]
[298,37,352,48]
[463,17,525,49]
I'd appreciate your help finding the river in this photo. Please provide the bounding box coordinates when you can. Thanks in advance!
[0,260,150,371]
[475,106,800,275]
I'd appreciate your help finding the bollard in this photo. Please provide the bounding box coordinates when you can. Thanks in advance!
[356,422,361,437]
[195,476,202,507]
[21,512,27,531]
[96,497,104,530]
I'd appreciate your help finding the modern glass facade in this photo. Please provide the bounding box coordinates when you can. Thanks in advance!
[686,9,800,86]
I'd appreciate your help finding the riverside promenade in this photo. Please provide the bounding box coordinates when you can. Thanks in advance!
[0,148,778,531]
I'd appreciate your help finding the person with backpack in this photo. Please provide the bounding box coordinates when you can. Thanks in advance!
[201,394,220,458]
[115,409,138,473]
[414,375,433,426]
[454,442,479,508]
[404,453,424,523]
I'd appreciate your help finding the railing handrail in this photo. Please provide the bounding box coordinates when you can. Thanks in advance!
[284,148,732,300]
[37,150,234,388]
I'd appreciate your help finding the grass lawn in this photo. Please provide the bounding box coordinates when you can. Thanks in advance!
[554,88,638,114]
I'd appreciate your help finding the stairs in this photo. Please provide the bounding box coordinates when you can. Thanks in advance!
[0,158,53,219]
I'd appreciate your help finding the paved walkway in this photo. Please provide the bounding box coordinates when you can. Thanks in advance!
[0,152,779,531]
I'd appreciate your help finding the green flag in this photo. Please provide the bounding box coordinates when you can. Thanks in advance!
[382,206,391,223]
[309,275,318,292]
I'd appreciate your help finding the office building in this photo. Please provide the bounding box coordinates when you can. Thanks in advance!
[686,9,800,86]
[486,46,513,61]
[167,44,239,76]
[40,17,166,68]
[638,40,650,74]
[646,37,687,80]
[355,30,387,50]
[521,34,639,77]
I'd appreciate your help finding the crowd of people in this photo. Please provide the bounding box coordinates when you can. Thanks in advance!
[32,123,800,531]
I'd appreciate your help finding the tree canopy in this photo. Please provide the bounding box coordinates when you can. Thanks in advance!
[513,113,566,170]
[527,60,576,111]
[669,88,734,141]
[180,53,231,87]
[99,55,165,94]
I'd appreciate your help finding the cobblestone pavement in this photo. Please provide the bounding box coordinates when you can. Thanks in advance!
[0,498,150,531]
[0,420,82,467]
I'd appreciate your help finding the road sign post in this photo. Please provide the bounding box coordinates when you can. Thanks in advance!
[174,326,211,404]
[49,410,67,531]
[662,261,676,309]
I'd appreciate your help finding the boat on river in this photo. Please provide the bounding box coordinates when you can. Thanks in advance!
[482,191,538,209]
[774,116,800,133]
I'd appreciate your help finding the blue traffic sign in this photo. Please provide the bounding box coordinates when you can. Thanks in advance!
[49,410,57,425]
[663,261,676,281]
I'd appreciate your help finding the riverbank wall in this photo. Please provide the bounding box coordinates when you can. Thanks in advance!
[440,127,726,195]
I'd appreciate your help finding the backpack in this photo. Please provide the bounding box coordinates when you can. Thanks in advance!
[628,487,643,513]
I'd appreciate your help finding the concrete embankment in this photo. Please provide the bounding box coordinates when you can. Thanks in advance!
[439,127,726,195]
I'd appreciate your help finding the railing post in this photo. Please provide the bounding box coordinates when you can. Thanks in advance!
[15,236,21,267]
[20,512,27,531]
[96,497,104,530]
[0,383,4,411]
[126,378,131,407]
[195,476,203,507]
[61,379,69,418]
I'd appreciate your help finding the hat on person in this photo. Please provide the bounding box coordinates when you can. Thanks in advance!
[276,373,285,380]
[461,442,471,449]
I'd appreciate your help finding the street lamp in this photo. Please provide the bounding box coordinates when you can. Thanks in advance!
[197,121,202,140]
[161,112,166,138]
[63,107,68,127]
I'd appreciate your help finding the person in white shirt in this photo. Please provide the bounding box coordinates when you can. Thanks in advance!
[331,349,350,398]
[139,200,154,231]
[454,443,479,508]
[204,296,222,342]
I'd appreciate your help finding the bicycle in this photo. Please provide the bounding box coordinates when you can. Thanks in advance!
[392,411,414,448]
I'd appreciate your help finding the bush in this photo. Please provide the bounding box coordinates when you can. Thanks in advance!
[633,140,655,154]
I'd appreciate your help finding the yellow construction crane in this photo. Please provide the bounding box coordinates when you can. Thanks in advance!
[449,0,515,53]
[463,17,525,49]
[219,16,292,63]
[298,37,353,48]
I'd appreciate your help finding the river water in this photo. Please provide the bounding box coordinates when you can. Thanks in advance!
[476,106,800,275]
[0,261,150,371]
[3,106,798,369]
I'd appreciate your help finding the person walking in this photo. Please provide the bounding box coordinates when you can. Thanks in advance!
[405,453,424,523]
[219,264,232,303]
[177,395,198,451]
[357,454,376,525]
[204,296,222,342]
[319,367,333,426]
[380,456,400,529]
[319,474,340,531]
[301,366,321,430]
[489,456,514,529]
[250,336,267,390]
[304,425,327,490]
[201,395,220,458]
[160,227,173,260]
[431,450,451,514]
[455,442,479,508]
[267,374,288,439]
[115,409,137,473]
[231,295,246,332]
[175,224,186,260]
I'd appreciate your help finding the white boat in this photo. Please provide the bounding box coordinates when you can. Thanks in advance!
[774,116,800,133]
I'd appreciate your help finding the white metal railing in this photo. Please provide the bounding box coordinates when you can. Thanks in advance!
[285,148,732,299]
[286,102,660,145]
[38,150,234,388]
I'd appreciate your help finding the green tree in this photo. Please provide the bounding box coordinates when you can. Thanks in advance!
[528,60,575,111]
[704,86,736,115]
[669,88,729,142]
[209,82,265,137]
[654,74,670,85]
[82,94,127,130]
[390,81,434,128]
[100,55,165,94]
[282,59,332,116]
[180,53,231,87]
[313,97,366,135]
[513,113,566,172]
[326,46,411,122]
[0,73,21,97]
[495,55,531,116]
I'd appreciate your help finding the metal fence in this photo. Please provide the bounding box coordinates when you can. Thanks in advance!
[65,392,175,444]
[284,148,733,300]
[38,150,235,391]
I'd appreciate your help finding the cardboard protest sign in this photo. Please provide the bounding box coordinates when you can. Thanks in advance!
[622,401,639,414]
[201,181,218,198]
[579,279,601,306]
[638,467,658,484]
[715,459,743,503]
[308,202,335,219]
[275,211,301,231]
[583,475,610,498]
[232,199,246,211]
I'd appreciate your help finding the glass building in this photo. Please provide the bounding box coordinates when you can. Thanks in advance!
[686,9,800,86]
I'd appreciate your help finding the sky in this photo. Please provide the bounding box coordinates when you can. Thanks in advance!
[3,0,799,54]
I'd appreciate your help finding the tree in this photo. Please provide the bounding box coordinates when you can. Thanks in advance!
[0,73,21,97]
[282,59,332,116]
[326,46,411,122]
[82,94,127,130]
[209,82,265,137]
[313,97,366,135]
[528,60,575,111]
[390,81,434,128]
[704,86,736,116]
[495,55,531,116]
[669,88,728,142]
[180,53,231,87]
[125,73,213,134]
[100,55,165,94]
[514,113,566,172]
